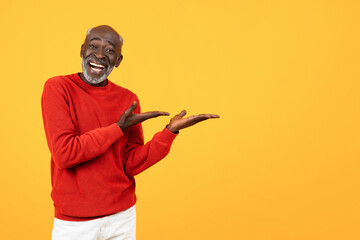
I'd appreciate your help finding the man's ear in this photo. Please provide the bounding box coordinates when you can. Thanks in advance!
[115,54,123,68]
[80,44,84,58]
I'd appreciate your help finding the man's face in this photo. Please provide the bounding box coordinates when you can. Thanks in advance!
[80,27,122,85]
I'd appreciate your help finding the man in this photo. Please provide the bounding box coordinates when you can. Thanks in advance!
[41,25,219,240]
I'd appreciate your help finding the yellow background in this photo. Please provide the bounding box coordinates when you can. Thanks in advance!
[1,0,359,239]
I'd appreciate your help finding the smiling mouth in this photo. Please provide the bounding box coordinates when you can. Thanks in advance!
[88,62,106,72]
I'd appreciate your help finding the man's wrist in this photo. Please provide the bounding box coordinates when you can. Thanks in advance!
[116,122,124,131]
[166,125,179,134]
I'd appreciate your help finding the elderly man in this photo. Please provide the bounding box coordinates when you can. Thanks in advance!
[41,25,219,240]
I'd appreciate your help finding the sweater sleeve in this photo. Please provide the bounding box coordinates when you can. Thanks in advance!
[121,101,178,177]
[41,80,123,169]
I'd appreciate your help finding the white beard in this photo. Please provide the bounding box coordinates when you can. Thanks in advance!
[82,58,114,85]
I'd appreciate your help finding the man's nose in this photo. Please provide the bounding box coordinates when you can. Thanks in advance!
[94,48,105,59]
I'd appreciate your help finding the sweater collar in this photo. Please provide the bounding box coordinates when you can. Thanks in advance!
[71,73,114,94]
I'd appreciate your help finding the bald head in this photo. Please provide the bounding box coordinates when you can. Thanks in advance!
[86,25,123,47]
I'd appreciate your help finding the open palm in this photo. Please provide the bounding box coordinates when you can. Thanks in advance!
[166,110,220,133]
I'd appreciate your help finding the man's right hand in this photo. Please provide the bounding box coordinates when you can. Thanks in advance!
[117,101,169,131]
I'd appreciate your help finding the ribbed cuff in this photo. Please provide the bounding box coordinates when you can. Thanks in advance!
[158,127,178,144]
[109,123,123,139]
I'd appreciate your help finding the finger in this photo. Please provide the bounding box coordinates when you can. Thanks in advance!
[182,114,219,126]
[136,111,170,121]
[157,111,170,116]
[189,114,220,119]
[177,110,187,118]
[143,111,170,117]
[187,116,210,123]
[124,101,138,116]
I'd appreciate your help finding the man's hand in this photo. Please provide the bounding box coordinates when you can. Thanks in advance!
[166,110,220,133]
[117,101,169,131]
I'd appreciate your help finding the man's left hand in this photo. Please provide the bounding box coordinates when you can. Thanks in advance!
[166,110,220,133]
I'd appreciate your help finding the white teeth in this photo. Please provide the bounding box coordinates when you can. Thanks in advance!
[89,62,105,68]
[91,67,103,72]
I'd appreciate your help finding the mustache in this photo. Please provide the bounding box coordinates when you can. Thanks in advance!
[85,55,108,66]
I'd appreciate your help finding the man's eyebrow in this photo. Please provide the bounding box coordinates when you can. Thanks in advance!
[89,37,101,42]
[88,38,115,48]
[107,40,115,47]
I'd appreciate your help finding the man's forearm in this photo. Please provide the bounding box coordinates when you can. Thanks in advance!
[122,126,177,177]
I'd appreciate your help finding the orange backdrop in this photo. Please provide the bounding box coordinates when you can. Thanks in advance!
[0,0,359,239]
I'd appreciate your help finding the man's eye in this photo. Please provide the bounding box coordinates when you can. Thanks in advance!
[106,49,115,53]
[89,44,96,49]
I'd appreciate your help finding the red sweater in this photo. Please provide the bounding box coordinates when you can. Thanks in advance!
[41,73,177,221]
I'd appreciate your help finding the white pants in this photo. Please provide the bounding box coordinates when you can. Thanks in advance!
[51,206,136,240]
